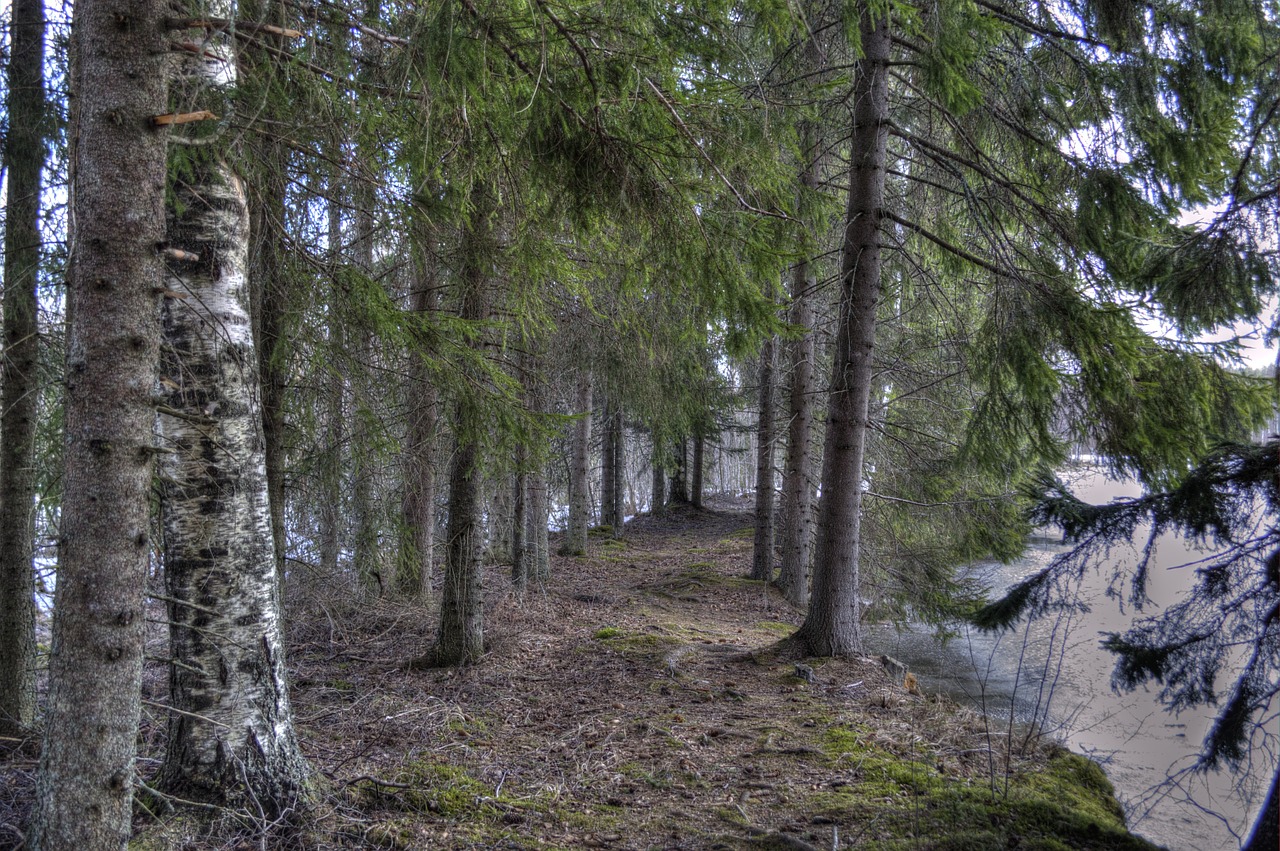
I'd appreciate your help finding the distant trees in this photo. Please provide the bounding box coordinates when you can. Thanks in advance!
[4,0,1277,842]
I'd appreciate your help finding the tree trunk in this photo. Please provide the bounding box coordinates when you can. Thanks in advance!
[752,338,778,581]
[651,433,666,515]
[670,439,689,504]
[562,370,593,555]
[241,7,291,577]
[0,0,45,737]
[796,6,889,657]
[691,431,705,510]
[419,187,493,667]
[351,202,382,594]
[601,398,625,533]
[396,264,439,599]
[601,398,616,528]
[157,154,308,811]
[512,467,529,589]
[28,0,169,842]
[777,119,821,608]
[525,349,550,583]
[318,188,345,578]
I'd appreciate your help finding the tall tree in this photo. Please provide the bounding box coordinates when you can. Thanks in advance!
[419,183,496,667]
[155,10,307,811]
[795,5,890,655]
[28,0,171,842]
[0,0,47,735]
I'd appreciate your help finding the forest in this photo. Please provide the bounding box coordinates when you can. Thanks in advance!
[0,0,1278,846]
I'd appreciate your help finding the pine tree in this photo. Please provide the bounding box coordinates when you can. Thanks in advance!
[29,0,171,842]
[0,0,46,736]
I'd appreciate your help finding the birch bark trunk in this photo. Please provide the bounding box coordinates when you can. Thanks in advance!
[795,7,890,657]
[155,10,307,808]
[157,157,308,811]
[29,0,169,842]
[0,0,46,735]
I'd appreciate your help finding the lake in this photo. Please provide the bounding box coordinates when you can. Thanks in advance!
[867,468,1267,850]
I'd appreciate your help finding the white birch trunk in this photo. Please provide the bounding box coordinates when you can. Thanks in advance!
[156,14,306,806]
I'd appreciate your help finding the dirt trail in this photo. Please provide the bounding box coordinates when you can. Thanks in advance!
[2,497,1158,850]
[280,497,927,849]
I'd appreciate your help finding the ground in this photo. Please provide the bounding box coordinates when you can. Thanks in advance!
[0,496,1164,850]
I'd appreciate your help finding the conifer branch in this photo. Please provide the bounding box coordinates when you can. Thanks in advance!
[644,78,790,221]
[969,0,1109,49]
[883,210,1006,277]
[167,17,302,39]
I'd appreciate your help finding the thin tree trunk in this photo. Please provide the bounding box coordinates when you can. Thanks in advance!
[319,188,345,578]
[29,0,169,841]
[611,409,625,530]
[670,439,689,504]
[777,119,821,608]
[601,397,616,528]
[157,158,307,812]
[0,0,45,736]
[752,338,777,581]
[525,348,550,583]
[242,3,290,576]
[651,433,666,515]
[512,467,529,589]
[562,370,593,555]
[396,263,439,599]
[796,6,890,657]
[352,202,381,593]
[691,431,705,510]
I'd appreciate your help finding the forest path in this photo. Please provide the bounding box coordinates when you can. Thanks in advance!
[279,497,918,849]
[122,497,1159,849]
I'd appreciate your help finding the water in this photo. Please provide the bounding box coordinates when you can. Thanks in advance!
[867,469,1267,850]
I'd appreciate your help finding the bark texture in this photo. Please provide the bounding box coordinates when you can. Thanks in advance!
[752,338,778,581]
[562,371,593,555]
[423,193,493,667]
[600,399,625,533]
[691,432,704,510]
[796,7,890,657]
[0,0,45,736]
[777,120,821,607]
[157,161,308,812]
[650,435,666,515]
[396,266,439,599]
[670,439,689,505]
[29,0,170,843]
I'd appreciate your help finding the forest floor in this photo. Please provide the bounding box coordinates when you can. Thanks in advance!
[1,496,1163,850]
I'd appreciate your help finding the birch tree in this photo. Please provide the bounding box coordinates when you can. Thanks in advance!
[154,9,307,810]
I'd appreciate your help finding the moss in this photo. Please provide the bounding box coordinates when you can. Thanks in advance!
[756,620,796,636]
[592,626,682,661]
[355,759,498,819]
[809,725,1162,850]
[588,525,613,537]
